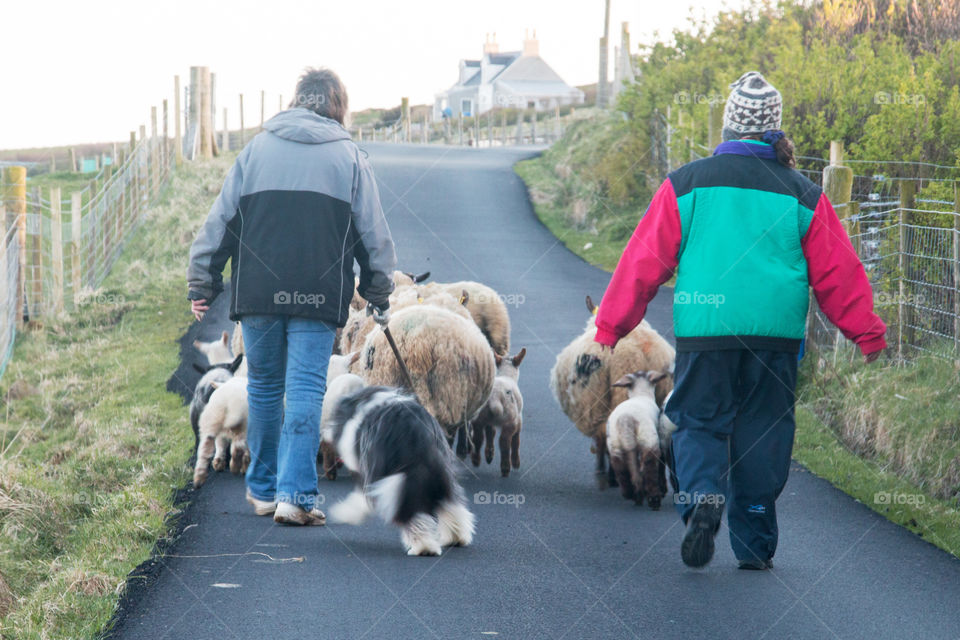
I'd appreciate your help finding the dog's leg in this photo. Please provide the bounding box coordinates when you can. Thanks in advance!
[401,513,442,556]
[193,435,216,488]
[436,499,476,547]
[329,489,372,525]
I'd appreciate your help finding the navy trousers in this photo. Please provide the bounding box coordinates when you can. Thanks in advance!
[665,349,797,563]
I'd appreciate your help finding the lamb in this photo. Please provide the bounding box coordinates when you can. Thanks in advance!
[471,348,526,476]
[421,280,511,355]
[193,331,233,365]
[549,295,675,489]
[357,304,496,457]
[606,370,668,509]
[319,352,364,480]
[189,354,244,448]
[193,375,250,488]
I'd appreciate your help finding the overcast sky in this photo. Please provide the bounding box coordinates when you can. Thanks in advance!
[0,0,747,150]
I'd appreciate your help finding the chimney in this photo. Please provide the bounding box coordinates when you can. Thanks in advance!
[523,29,539,57]
[483,32,499,55]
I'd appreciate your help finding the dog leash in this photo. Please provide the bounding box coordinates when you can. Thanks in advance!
[382,325,417,395]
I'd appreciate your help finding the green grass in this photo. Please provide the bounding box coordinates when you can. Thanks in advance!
[0,153,234,638]
[514,109,652,273]
[793,348,960,557]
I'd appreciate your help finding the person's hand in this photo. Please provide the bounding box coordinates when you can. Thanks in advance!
[863,349,883,364]
[191,298,209,322]
[367,303,390,327]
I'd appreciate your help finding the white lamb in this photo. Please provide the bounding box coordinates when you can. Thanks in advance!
[193,376,249,488]
[606,370,668,509]
[193,331,233,365]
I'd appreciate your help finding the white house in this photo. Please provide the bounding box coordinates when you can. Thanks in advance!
[434,31,585,119]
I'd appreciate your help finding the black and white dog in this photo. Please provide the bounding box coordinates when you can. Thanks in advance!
[323,386,476,556]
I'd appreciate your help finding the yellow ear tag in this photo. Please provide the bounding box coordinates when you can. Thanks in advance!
[459,295,466,304]
[592,306,598,316]
[417,296,424,304]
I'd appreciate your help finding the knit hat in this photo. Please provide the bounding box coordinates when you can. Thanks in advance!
[721,71,782,142]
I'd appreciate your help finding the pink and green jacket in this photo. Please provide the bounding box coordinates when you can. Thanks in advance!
[594,139,887,355]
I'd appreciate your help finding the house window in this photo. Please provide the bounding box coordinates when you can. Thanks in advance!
[461,99,473,116]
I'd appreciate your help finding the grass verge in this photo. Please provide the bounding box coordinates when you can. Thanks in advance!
[794,349,960,557]
[0,154,233,638]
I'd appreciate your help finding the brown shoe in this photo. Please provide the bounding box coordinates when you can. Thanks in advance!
[246,489,277,516]
[273,502,326,526]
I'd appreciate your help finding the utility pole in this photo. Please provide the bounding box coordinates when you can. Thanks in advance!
[597,0,611,108]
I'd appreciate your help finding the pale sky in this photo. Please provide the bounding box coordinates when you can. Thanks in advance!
[0,0,747,150]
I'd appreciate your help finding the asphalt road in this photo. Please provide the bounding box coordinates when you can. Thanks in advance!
[111,143,960,640]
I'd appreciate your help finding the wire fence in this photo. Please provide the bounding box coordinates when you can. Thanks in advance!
[0,120,174,381]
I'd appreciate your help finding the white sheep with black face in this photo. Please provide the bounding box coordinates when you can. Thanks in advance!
[606,370,668,509]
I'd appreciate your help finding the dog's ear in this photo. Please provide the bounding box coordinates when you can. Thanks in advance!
[227,353,244,373]
[192,363,209,374]
[511,348,527,368]
[611,374,634,388]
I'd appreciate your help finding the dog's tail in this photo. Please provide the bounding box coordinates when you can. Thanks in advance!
[367,473,406,523]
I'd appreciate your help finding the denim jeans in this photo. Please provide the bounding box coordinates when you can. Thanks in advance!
[241,315,335,512]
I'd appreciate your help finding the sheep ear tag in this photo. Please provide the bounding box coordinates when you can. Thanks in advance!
[592,306,598,316]
[417,297,424,304]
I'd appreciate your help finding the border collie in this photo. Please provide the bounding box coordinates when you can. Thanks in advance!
[323,386,475,556]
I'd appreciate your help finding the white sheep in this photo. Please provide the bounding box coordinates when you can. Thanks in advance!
[193,376,249,488]
[193,331,233,365]
[606,370,667,509]
[549,295,675,489]
[349,270,431,311]
[470,348,526,476]
[357,304,496,457]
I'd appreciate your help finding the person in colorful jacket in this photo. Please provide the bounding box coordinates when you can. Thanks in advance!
[594,71,886,570]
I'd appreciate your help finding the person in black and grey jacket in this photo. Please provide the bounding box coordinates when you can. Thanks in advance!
[187,68,397,525]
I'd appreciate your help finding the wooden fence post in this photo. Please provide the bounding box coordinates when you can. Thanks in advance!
[200,68,213,159]
[530,111,536,145]
[401,97,410,143]
[162,99,169,179]
[174,75,183,167]
[28,188,42,322]
[49,188,64,314]
[458,112,463,145]
[502,110,507,146]
[2,167,26,328]
[239,93,245,148]
[150,107,158,197]
[898,179,916,359]
[423,115,428,144]
[70,192,82,305]
[222,107,230,152]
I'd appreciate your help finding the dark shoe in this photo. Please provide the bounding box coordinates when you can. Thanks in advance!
[681,500,723,568]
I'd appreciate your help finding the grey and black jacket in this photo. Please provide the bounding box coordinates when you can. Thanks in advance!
[187,108,397,326]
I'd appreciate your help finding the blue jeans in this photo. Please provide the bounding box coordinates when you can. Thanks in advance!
[241,315,335,512]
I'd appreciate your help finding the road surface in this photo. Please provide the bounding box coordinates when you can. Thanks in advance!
[112,143,960,640]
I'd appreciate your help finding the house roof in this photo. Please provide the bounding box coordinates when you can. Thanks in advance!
[442,48,581,99]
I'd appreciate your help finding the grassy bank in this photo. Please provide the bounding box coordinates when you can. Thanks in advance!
[0,154,233,638]
[794,350,960,557]
[514,109,649,272]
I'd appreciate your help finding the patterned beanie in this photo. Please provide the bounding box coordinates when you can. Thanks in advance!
[721,71,782,142]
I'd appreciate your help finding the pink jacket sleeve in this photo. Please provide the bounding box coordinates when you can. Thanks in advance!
[802,193,887,355]
[594,179,682,348]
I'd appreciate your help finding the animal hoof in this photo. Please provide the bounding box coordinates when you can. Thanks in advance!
[595,471,609,490]
[501,468,510,478]
[193,470,207,488]
[212,457,226,472]
[485,450,494,464]
[648,496,662,510]
[325,469,338,481]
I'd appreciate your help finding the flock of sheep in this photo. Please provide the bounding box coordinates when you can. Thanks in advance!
[189,274,678,513]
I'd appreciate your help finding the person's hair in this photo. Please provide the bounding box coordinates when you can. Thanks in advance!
[745,132,797,169]
[290,68,348,124]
